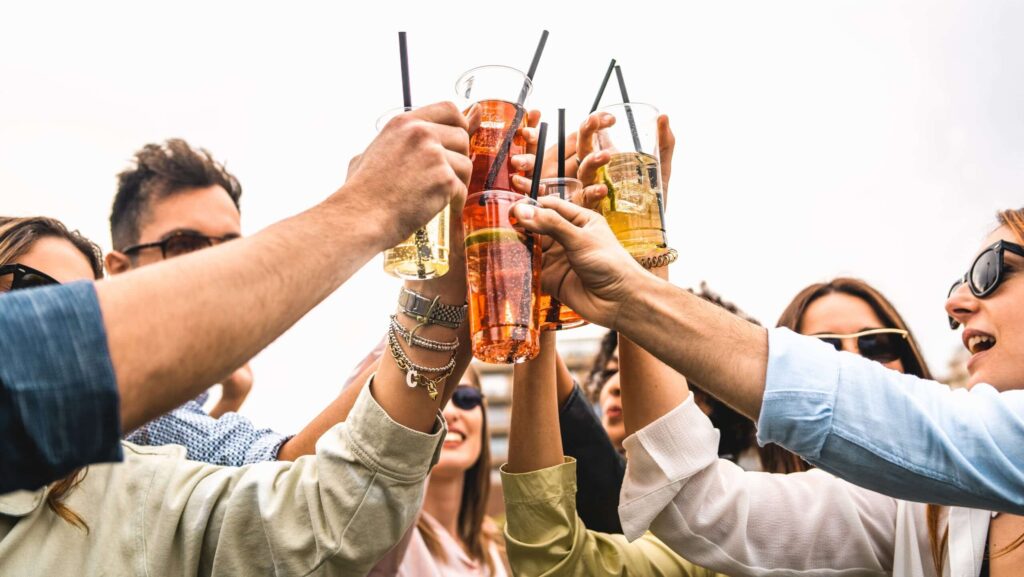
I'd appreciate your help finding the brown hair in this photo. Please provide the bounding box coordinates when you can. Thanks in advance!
[417,365,503,573]
[110,138,242,250]
[762,278,934,474]
[0,216,104,280]
[0,216,102,531]
[926,209,1024,571]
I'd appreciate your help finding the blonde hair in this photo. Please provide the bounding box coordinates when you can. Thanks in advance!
[0,216,101,531]
[417,365,504,573]
[928,207,1024,573]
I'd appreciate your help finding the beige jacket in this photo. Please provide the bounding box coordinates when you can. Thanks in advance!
[0,384,445,577]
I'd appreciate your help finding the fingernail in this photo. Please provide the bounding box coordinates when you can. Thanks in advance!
[516,204,536,221]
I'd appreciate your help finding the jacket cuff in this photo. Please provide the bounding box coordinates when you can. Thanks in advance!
[619,393,718,541]
[341,376,446,483]
[500,457,577,504]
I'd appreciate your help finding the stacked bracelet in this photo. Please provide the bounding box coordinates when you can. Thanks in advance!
[386,320,456,400]
[636,248,678,269]
[390,315,459,352]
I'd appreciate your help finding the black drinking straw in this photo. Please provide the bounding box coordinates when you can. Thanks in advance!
[530,122,548,200]
[399,32,412,109]
[614,65,644,154]
[484,30,549,189]
[557,108,565,187]
[590,59,617,113]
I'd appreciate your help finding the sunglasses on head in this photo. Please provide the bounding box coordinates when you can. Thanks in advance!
[947,239,1024,329]
[0,263,60,292]
[451,385,484,411]
[121,230,238,260]
[814,328,909,364]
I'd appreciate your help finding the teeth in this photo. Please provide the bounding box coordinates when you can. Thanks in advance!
[968,335,995,354]
[447,432,465,442]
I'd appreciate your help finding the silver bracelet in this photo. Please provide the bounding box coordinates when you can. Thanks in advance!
[389,315,459,352]
[385,323,456,400]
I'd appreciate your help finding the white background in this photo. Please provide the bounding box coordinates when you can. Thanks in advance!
[2,1,1021,432]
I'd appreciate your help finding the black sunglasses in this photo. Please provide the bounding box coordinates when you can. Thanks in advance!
[451,385,484,411]
[947,239,1024,329]
[814,328,909,364]
[121,231,238,260]
[0,263,60,292]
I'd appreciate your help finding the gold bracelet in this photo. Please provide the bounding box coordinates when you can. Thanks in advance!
[386,322,455,400]
[636,248,678,269]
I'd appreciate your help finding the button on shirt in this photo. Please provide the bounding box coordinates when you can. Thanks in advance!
[757,327,1024,514]
[0,282,122,493]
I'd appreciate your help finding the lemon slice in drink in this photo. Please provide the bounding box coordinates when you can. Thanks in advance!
[465,228,526,248]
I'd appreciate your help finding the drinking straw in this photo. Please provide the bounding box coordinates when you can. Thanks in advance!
[614,65,644,153]
[557,108,565,188]
[484,30,550,189]
[399,32,412,109]
[590,59,617,113]
[530,122,548,200]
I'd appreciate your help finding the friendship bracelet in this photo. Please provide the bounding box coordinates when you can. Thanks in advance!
[386,322,456,400]
[390,315,459,352]
[636,248,678,269]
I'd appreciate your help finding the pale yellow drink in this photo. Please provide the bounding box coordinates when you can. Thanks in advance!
[598,151,667,258]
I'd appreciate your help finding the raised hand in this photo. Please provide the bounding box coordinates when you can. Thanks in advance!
[511,197,645,329]
[344,102,473,250]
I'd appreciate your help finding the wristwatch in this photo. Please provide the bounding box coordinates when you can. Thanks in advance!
[398,287,467,329]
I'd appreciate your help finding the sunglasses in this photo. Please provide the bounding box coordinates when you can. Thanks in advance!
[451,385,484,411]
[947,239,1024,329]
[0,263,60,292]
[814,328,910,364]
[121,230,238,260]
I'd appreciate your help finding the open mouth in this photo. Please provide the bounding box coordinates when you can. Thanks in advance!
[965,332,996,355]
[444,431,466,446]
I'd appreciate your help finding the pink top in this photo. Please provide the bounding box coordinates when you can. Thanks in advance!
[369,512,507,577]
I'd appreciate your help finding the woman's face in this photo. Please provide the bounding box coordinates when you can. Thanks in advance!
[946,225,1024,392]
[5,237,95,288]
[434,378,485,478]
[800,292,906,373]
[599,373,625,452]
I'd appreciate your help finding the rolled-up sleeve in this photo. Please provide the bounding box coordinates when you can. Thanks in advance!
[758,327,1024,514]
[0,282,121,493]
[503,458,719,577]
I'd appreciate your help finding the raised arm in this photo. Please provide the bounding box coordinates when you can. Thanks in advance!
[100,102,473,434]
[619,392,897,577]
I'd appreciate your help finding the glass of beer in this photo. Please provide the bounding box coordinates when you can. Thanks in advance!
[463,190,541,363]
[595,102,668,258]
[455,66,532,194]
[376,107,450,280]
[537,177,587,331]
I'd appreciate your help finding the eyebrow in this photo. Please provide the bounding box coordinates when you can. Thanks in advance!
[158,229,241,241]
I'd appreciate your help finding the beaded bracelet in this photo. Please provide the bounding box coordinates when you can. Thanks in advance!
[389,315,459,352]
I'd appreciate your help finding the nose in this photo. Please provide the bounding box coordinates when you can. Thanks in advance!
[945,281,978,329]
[842,339,860,355]
[442,401,460,423]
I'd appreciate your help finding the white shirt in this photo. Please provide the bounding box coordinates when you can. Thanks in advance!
[618,394,990,577]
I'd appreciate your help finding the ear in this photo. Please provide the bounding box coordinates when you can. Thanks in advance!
[105,251,132,275]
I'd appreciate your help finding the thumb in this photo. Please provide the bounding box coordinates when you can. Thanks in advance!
[511,197,594,251]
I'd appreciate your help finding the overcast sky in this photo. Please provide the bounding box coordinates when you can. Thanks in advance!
[2,1,1021,432]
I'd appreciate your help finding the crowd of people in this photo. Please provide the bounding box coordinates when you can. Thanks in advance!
[1,100,1022,577]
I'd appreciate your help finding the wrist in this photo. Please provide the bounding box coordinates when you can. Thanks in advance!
[322,184,396,255]
[616,272,667,334]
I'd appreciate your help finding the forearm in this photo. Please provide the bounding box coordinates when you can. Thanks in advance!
[507,331,563,473]
[617,274,768,420]
[208,395,245,419]
[99,194,384,432]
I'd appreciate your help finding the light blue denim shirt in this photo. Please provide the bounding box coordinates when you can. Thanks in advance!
[757,327,1024,514]
[0,282,122,493]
